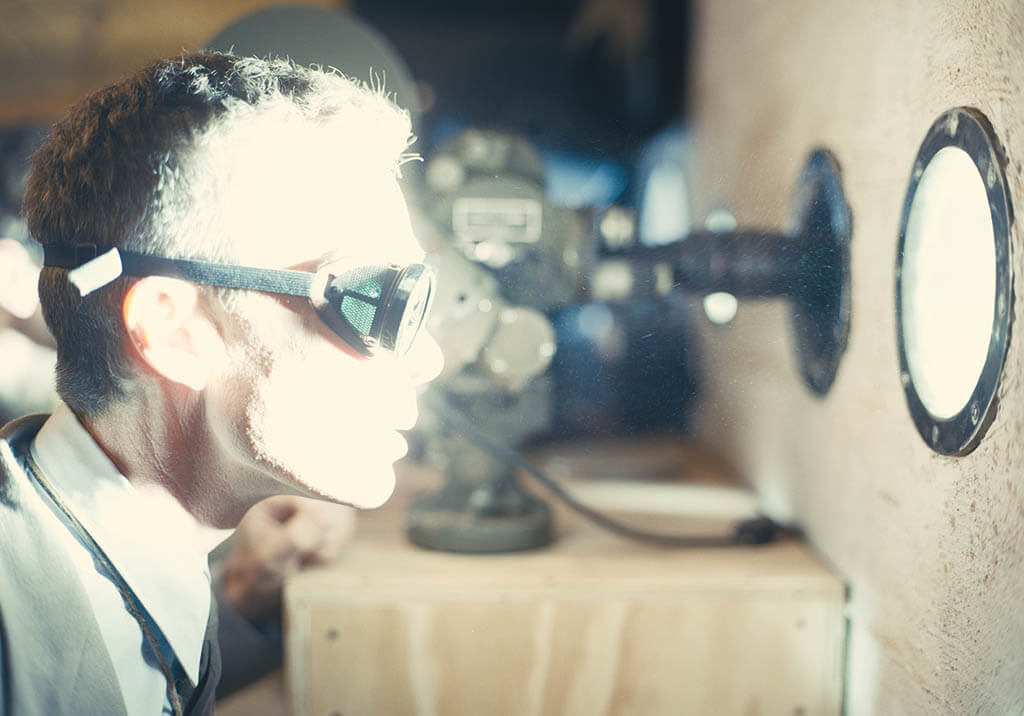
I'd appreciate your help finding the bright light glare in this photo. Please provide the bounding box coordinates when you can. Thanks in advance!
[0,238,40,319]
[704,207,738,233]
[638,161,689,246]
[703,291,738,325]
[901,146,996,419]
[196,107,414,269]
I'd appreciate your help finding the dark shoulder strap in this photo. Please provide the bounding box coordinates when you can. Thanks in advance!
[183,589,223,716]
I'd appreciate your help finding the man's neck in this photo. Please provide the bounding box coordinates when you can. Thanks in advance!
[80,388,262,538]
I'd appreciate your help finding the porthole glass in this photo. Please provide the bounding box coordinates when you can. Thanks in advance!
[896,108,1013,456]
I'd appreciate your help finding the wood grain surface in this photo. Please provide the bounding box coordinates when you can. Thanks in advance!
[285,456,845,716]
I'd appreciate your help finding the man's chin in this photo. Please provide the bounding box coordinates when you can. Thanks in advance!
[346,466,397,509]
[297,462,398,510]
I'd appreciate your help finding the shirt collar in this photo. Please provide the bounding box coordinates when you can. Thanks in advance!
[30,403,212,684]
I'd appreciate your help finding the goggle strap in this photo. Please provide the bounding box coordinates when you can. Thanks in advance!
[44,245,315,297]
[43,244,430,358]
[119,252,315,296]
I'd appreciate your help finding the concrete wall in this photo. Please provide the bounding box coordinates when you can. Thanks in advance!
[686,2,1023,713]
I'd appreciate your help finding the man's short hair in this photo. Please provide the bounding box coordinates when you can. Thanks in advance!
[22,52,412,418]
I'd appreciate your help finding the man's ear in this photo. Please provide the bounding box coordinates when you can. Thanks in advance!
[122,276,225,391]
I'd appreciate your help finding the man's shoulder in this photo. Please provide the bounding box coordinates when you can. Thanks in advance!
[0,413,48,503]
[0,413,58,567]
[0,411,68,602]
[0,412,128,716]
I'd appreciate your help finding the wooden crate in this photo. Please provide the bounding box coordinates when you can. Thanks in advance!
[285,456,845,716]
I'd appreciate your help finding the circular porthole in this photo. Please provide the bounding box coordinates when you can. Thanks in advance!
[896,107,1013,456]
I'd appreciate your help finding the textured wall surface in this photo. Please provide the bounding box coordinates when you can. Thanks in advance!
[686,1,1023,713]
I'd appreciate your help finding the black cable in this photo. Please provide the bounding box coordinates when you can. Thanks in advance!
[424,391,778,547]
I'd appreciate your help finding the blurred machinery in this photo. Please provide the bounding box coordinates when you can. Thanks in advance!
[407,127,850,553]
[407,129,596,552]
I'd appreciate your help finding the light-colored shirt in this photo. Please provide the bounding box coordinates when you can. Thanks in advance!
[30,404,215,715]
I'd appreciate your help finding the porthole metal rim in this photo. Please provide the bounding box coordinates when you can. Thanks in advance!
[895,106,1014,457]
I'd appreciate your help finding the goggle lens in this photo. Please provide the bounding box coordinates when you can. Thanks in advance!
[315,262,435,357]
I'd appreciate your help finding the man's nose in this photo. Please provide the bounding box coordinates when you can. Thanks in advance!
[402,330,445,386]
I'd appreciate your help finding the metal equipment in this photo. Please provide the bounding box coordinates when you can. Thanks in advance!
[407,132,851,553]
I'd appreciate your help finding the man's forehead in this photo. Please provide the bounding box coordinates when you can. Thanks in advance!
[232,171,421,269]
[307,176,422,263]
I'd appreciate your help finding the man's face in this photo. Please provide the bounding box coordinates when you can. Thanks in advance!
[211,173,443,509]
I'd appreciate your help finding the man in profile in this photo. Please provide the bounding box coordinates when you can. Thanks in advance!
[0,52,442,715]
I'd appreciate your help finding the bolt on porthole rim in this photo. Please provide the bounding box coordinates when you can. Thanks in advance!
[895,107,1014,456]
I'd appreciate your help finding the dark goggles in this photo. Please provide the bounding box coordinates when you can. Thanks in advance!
[44,244,436,358]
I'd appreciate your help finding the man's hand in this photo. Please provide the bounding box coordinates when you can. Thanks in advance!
[221,496,356,622]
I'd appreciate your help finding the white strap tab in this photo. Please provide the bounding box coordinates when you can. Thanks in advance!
[68,248,124,297]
